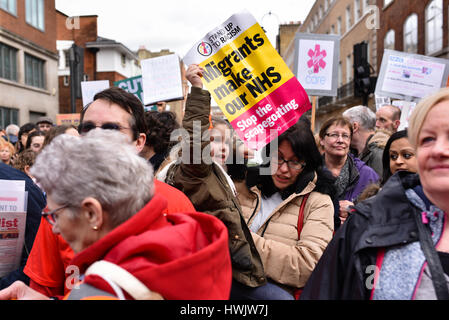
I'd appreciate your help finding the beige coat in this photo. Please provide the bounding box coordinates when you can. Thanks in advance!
[237,175,334,291]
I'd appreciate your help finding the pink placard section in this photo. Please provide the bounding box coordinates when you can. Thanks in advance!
[230,77,311,150]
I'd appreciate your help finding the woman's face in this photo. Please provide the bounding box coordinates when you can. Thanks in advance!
[416,101,449,199]
[320,124,351,158]
[389,137,418,175]
[29,136,45,153]
[47,195,93,254]
[271,140,305,190]
[21,129,36,148]
[210,124,231,166]
[0,147,11,163]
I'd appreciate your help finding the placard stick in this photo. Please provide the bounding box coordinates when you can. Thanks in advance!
[311,96,317,133]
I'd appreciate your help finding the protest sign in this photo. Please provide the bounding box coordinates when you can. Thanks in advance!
[114,76,144,102]
[81,80,110,107]
[375,49,449,102]
[56,113,80,127]
[141,54,184,106]
[183,10,311,150]
[293,33,340,97]
[0,180,27,278]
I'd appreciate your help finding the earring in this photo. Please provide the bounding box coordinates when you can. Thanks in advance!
[93,226,98,231]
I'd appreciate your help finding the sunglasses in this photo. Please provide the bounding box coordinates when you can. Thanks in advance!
[78,122,131,135]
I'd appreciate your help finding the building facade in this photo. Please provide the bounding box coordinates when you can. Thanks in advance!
[377,0,449,65]
[57,10,141,114]
[0,0,59,128]
[281,0,378,131]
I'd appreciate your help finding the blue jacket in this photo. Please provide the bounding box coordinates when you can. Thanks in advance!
[0,162,46,289]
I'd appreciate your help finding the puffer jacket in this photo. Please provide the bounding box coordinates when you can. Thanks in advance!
[238,173,334,293]
[159,86,266,288]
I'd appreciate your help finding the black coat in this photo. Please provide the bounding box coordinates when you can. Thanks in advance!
[300,171,423,300]
[0,162,46,289]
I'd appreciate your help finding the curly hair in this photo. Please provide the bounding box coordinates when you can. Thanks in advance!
[144,111,180,155]
[12,148,37,173]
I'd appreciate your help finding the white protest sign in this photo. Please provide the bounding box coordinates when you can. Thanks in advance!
[81,80,110,107]
[293,33,340,97]
[375,49,449,101]
[141,54,184,106]
[0,181,27,277]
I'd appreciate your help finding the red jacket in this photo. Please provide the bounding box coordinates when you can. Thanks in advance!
[66,193,232,300]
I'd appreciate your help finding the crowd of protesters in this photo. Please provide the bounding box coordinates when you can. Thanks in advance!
[0,63,448,300]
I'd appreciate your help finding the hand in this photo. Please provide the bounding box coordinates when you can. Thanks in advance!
[338,200,354,220]
[0,281,51,300]
[186,64,204,88]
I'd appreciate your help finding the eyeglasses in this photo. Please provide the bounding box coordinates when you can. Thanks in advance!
[272,156,306,171]
[324,133,351,141]
[78,122,131,135]
[42,204,69,226]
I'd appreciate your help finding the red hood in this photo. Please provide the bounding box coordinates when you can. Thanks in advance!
[70,194,231,300]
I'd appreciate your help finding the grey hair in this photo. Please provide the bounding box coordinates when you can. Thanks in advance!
[30,129,154,227]
[342,105,376,131]
[5,124,19,136]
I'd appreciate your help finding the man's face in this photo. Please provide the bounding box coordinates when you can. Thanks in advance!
[376,106,398,132]
[81,99,146,153]
[38,123,52,132]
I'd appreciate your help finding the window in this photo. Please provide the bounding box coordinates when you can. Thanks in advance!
[0,42,17,81]
[355,0,361,21]
[338,61,343,87]
[0,0,16,15]
[324,0,329,12]
[0,107,18,129]
[404,14,418,53]
[337,17,342,34]
[63,75,69,87]
[331,24,335,34]
[425,0,443,54]
[25,53,45,89]
[346,54,352,83]
[346,5,352,31]
[384,30,395,50]
[121,54,126,67]
[319,5,323,19]
[363,0,370,13]
[26,0,44,31]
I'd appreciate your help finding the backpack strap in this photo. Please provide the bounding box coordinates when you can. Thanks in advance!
[85,260,164,300]
[297,193,310,239]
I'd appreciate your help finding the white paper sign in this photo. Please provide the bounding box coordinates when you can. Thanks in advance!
[81,80,110,108]
[376,50,449,101]
[141,54,184,105]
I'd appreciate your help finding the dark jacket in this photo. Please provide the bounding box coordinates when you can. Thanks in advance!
[0,162,46,289]
[162,87,266,288]
[300,171,424,300]
[358,130,390,178]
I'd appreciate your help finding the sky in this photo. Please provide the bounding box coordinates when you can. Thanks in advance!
[55,0,315,58]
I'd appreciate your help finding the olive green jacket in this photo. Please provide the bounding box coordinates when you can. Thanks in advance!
[161,87,266,287]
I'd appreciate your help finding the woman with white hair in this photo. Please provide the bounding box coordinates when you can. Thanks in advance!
[301,87,449,300]
[0,129,231,300]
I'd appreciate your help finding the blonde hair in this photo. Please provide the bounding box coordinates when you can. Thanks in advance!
[408,87,449,149]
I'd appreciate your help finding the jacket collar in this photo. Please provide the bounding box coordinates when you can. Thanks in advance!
[352,172,422,252]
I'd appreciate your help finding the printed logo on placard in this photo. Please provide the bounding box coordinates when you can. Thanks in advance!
[197,41,213,57]
[307,44,327,74]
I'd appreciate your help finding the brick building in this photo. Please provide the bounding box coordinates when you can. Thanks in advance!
[0,0,59,127]
[57,10,140,114]
[376,0,449,65]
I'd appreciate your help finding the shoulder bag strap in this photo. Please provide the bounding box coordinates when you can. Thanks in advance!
[413,211,449,300]
[297,193,310,239]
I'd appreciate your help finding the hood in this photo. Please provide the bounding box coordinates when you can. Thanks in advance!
[368,129,391,149]
[71,194,232,300]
